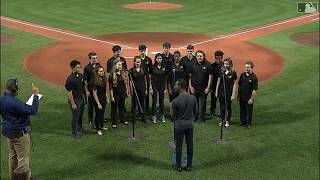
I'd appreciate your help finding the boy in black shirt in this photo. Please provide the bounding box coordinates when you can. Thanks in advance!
[106,45,127,73]
[238,61,258,128]
[83,52,101,128]
[65,60,85,139]
[139,45,153,113]
[168,51,187,102]
[181,45,196,75]
[210,50,224,118]
[189,50,213,122]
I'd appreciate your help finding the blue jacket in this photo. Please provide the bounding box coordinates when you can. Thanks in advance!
[0,92,39,137]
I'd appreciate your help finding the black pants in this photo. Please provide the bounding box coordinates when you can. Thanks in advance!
[111,92,126,125]
[239,100,253,125]
[145,78,150,113]
[193,91,208,121]
[219,95,232,121]
[175,128,193,168]
[210,91,218,115]
[132,89,145,119]
[87,93,94,123]
[69,96,84,134]
[152,85,164,116]
[94,98,106,130]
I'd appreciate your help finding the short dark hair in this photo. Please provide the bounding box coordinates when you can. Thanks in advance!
[163,42,171,49]
[187,45,194,49]
[177,79,188,90]
[112,45,121,53]
[70,60,80,68]
[134,56,141,62]
[173,51,181,56]
[139,44,147,51]
[246,61,254,68]
[215,50,224,57]
[6,79,19,94]
[195,50,206,60]
[88,52,96,59]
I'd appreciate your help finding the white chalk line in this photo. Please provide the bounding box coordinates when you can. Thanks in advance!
[0,16,134,49]
[179,13,319,48]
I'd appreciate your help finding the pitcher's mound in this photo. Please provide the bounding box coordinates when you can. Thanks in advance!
[290,32,319,47]
[122,2,183,10]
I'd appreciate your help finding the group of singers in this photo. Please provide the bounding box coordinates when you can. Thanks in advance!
[65,43,258,139]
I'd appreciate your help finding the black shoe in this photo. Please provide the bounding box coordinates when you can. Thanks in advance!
[72,134,81,139]
[183,166,192,172]
[88,122,94,128]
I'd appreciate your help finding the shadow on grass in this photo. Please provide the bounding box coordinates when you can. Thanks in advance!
[96,151,170,170]
[197,145,268,169]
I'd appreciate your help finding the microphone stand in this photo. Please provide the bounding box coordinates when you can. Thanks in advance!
[215,68,228,144]
[169,68,176,149]
[127,69,144,142]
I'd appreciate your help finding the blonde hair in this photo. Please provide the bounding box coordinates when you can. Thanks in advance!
[110,59,129,87]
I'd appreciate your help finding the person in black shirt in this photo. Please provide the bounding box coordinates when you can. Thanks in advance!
[106,45,128,123]
[210,50,224,118]
[109,59,130,128]
[168,51,187,102]
[161,42,174,70]
[92,66,109,135]
[215,58,237,127]
[171,79,197,172]
[139,45,153,114]
[129,56,148,122]
[106,45,128,74]
[189,50,213,122]
[83,52,101,128]
[150,53,167,123]
[181,45,196,75]
[237,61,258,129]
[65,60,85,139]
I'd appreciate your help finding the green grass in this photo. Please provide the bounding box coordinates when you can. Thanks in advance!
[1,21,319,179]
[1,0,319,179]
[0,0,314,35]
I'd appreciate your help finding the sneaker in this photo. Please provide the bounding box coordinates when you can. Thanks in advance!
[183,167,192,172]
[97,130,103,136]
[218,122,222,126]
[102,127,108,131]
[122,121,129,125]
[161,115,166,123]
[225,121,230,127]
[152,116,157,124]
[112,124,117,128]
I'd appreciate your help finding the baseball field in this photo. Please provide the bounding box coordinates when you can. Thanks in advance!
[1,0,319,179]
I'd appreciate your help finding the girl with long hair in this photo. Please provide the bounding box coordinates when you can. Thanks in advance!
[92,65,109,135]
[215,58,237,127]
[109,59,130,128]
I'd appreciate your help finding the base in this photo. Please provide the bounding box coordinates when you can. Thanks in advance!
[214,139,228,144]
[128,136,143,142]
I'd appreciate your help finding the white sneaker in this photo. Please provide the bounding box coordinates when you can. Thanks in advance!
[152,116,157,124]
[97,130,103,136]
[112,124,117,128]
[225,121,230,127]
[218,122,222,126]
[161,115,166,123]
[102,127,108,131]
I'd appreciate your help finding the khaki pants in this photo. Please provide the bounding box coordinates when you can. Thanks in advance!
[7,133,31,180]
